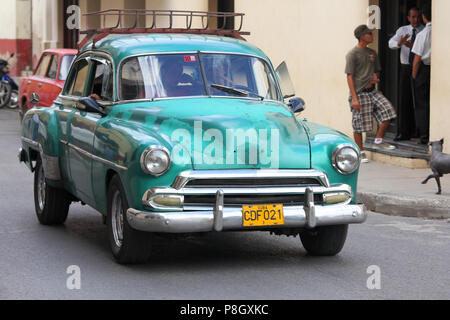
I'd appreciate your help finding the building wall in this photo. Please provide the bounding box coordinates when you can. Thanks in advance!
[429,0,450,153]
[31,0,63,70]
[0,0,32,76]
[144,0,209,29]
[235,0,370,138]
[78,0,209,38]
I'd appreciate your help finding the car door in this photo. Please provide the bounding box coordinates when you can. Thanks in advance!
[56,56,95,204]
[58,54,114,205]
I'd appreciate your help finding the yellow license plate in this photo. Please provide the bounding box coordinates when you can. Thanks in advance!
[242,204,284,227]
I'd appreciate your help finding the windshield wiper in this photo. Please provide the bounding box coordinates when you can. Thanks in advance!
[210,84,249,97]
[210,84,265,101]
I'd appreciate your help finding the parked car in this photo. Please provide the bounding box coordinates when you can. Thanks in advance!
[19,29,367,264]
[18,48,77,121]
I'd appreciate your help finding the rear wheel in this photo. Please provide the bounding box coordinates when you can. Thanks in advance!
[0,82,11,108]
[34,157,71,225]
[300,225,348,256]
[107,174,152,264]
[7,90,18,109]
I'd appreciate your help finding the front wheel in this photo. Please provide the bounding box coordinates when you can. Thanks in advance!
[0,82,12,108]
[34,158,71,225]
[107,175,152,264]
[300,225,348,256]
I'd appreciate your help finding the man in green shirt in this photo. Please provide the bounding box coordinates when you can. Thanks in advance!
[346,25,397,163]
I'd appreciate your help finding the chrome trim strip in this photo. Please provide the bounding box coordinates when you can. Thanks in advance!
[213,190,224,232]
[61,139,128,171]
[21,137,40,149]
[114,95,282,105]
[171,169,331,189]
[41,153,62,181]
[126,204,368,234]
[304,188,316,229]
[151,186,345,196]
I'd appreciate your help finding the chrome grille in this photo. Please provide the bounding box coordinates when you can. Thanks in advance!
[184,194,323,207]
[183,177,322,188]
[174,170,328,208]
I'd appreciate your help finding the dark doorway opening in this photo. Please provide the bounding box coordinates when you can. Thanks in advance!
[369,0,431,157]
[63,0,79,49]
[378,0,431,132]
[218,0,235,29]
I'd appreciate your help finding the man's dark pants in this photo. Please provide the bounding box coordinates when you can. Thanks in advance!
[414,62,431,143]
[397,64,416,139]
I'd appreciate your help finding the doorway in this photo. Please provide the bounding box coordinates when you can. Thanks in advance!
[217,0,235,29]
[378,0,431,141]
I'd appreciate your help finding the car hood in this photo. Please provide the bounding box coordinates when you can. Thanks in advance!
[111,98,311,170]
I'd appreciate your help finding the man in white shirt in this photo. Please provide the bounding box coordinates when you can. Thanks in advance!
[412,4,432,144]
[389,7,424,141]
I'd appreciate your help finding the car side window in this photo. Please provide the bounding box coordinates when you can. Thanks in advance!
[35,54,52,77]
[59,55,75,81]
[66,59,90,97]
[88,60,113,101]
[46,55,59,80]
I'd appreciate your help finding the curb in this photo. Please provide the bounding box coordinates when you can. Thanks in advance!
[357,192,450,220]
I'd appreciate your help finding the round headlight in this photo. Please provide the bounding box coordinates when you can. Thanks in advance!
[140,146,171,176]
[332,144,360,175]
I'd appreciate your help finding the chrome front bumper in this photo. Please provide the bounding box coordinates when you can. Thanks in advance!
[127,189,367,233]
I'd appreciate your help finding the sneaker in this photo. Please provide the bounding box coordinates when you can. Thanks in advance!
[360,152,369,163]
[373,142,396,150]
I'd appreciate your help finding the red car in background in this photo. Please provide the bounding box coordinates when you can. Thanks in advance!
[19,48,77,121]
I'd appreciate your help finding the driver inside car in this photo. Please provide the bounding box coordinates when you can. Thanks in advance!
[159,60,202,98]
[160,61,187,97]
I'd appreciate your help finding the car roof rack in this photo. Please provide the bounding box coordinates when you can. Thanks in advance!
[78,9,250,50]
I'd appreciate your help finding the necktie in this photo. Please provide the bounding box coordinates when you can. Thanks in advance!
[409,28,417,65]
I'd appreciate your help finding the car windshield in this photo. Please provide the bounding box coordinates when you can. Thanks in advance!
[119,53,280,101]
[59,55,75,81]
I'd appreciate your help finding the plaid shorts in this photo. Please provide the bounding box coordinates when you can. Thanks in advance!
[349,90,397,133]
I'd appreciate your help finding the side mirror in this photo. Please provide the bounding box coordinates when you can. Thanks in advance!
[288,97,305,113]
[78,97,107,116]
[30,93,40,107]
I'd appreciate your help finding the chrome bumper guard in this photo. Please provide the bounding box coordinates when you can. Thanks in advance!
[126,188,367,234]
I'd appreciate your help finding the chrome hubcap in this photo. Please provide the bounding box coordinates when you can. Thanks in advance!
[37,164,46,211]
[9,91,18,107]
[111,190,124,248]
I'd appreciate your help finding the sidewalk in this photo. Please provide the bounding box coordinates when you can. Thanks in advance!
[357,161,450,219]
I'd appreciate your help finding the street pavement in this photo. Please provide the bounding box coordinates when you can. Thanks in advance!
[358,160,450,219]
[1,109,449,300]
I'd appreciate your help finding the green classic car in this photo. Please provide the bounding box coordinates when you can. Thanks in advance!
[19,32,367,264]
